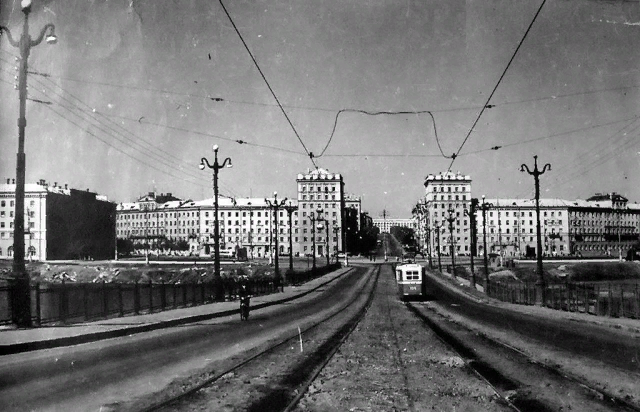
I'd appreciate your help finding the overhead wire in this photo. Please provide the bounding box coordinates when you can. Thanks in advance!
[217,0,317,167]
[458,114,640,156]
[448,0,548,171]
[316,109,448,159]
[0,67,240,197]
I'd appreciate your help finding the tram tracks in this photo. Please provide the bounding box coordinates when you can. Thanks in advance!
[406,302,640,412]
[142,265,380,412]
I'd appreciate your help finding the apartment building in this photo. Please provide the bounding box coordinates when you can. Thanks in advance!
[0,179,115,260]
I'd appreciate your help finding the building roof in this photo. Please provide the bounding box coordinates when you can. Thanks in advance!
[297,168,342,181]
[424,171,471,183]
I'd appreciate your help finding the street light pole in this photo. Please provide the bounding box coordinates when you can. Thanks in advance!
[1,0,57,328]
[311,211,318,271]
[480,196,493,294]
[284,201,297,273]
[332,225,340,264]
[521,155,551,305]
[464,198,479,289]
[446,208,457,278]
[434,224,442,272]
[265,192,287,288]
[200,144,232,300]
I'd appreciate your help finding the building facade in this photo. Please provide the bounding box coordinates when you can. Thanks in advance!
[296,168,345,257]
[423,171,473,256]
[117,194,302,258]
[0,179,116,261]
[372,218,417,234]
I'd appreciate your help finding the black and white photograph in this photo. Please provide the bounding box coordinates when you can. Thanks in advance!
[1,0,639,410]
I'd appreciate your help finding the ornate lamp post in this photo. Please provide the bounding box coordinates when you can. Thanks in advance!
[2,0,57,328]
[310,208,322,270]
[446,208,457,278]
[434,223,442,272]
[200,144,232,300]
[265,192,287,287]
[480,196,493,294]
[521,155,551,304]
[464,198,479,289]
[283,201,297,272]
[332,224,340,264]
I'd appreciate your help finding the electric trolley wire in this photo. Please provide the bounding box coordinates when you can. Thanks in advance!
[316,109,448,159]
[0,68,239,197]
[217,0,317,167]
[458,114,640,156]
[448,0,548,172]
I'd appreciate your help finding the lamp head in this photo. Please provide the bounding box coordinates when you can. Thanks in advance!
[45,27,57,45]
[198,161,205,170]
[213,144,219,152]
[226,160,233,168]
[273,191,277,197]
[21,0,32,12]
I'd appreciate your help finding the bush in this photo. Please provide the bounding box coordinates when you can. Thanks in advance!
[569,262,640,282]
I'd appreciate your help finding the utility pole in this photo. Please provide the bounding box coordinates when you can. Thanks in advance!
[265,192,287,288]
[521,155,551,305]
[480,196,493,294]
[382,209,388,261]
[1,0,57,328]
[284,201,297,273]
[200,145,233,301]
[464,199,479,289]
[446,208,457,278]
[434,223,442,272]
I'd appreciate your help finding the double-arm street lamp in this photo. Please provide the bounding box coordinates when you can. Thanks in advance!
[480,196,493,294]
[1,0,57,328]
[284,201,297,273]
[315,212,330,267]
[332,224,340,264]
[434,223,442,272]
[520,155,551,304]
[464,199,479,289]
[265,192,287,287]
[446,208,457,278]
[310,208,323,270]
[200,144,232,300]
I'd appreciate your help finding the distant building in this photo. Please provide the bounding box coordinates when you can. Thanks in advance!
[423,171,473,256]
[373,218,418,233]
[0,179,116,261]
[296,168,345,257]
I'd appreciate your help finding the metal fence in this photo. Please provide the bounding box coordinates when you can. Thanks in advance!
[488,280,640,319]
[0,263,341,326]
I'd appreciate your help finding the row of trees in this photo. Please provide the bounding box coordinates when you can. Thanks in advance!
[117,238,190,257]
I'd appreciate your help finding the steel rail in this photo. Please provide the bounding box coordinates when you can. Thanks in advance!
[282,265,381,412]
[406,303,640,412]
[142,266,376,411]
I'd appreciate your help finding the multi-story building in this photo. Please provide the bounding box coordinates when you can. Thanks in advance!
[296,168,345,257]
[117,167,359,259]
[423,171,473,256]
[476,198,571,257]
[372,218,417,234]
[0,179,116,260]
[117,194,301,258]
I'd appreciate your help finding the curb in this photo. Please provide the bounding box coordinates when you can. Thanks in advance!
[0,267,354,356]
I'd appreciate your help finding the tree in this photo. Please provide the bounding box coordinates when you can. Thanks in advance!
[390,226,417,248]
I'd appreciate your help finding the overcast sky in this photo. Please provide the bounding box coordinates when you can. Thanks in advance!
[1,0,639,218]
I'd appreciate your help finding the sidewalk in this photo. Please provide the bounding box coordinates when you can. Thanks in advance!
[428,268,640,334]
[0,267,353,356]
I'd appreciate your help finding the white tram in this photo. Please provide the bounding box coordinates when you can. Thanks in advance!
[395,263,426,300]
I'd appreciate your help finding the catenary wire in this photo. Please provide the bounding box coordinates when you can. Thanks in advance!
[316,109,448,159]
[217,0,317,167]
[448,0,548,171]
[0,69,239,197]
[458,115,640,156]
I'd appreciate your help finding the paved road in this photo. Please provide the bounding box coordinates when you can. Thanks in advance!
[0,267,369,411]
[424,276,640,374]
